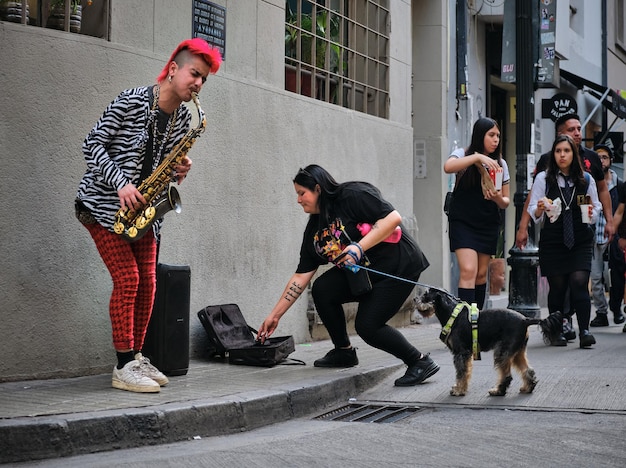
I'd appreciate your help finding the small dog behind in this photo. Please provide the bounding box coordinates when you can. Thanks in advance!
[416,287,545,397]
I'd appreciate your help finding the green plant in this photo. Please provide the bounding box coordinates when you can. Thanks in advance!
[285,4,342,74]
[50,0,82,14]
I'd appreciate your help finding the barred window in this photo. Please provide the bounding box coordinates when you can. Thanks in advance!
[285,0,390,118]
[0,1,109,40]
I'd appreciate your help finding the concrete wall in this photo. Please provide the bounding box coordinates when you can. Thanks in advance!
[0,0,415,381]
[410,0,450,290]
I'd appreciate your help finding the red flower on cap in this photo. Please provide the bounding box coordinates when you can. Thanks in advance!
[157,38,222,82]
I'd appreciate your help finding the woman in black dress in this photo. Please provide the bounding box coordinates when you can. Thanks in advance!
[444,118,510,309]
[528,135,601,348]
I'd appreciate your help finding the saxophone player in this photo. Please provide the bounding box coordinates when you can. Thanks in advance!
[75,38,222,393]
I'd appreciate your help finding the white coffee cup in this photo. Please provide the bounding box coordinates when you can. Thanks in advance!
[580,204,592,224]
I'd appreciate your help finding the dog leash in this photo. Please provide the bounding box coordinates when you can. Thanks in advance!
[344,263,453,297]
[346,263,481,360]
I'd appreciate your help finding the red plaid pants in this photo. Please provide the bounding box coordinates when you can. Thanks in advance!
[84,223,157,351]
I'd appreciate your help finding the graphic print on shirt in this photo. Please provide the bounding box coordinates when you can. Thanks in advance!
[313,218,350,262]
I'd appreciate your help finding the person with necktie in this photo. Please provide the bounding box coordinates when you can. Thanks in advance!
[527,135,602,348]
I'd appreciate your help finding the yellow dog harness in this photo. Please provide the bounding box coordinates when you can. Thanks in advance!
[439,301,481,360]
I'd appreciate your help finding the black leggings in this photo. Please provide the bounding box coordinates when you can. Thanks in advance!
[547,270,591,331]
[311,267,421,366]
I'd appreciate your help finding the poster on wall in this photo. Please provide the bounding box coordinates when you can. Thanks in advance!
[192,0,226,59]
[500,0,516,83]
[536,0,557,87]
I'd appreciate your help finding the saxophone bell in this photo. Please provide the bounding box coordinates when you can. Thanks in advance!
[152,185,182,219]
[116,186,182,242]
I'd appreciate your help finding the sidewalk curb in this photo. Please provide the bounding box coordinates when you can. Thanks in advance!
[0,364,401,463]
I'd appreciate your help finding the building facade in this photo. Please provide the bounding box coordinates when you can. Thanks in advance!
[1,0,625,381]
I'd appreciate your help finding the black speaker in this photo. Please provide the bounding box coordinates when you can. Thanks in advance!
[143,263,191,376]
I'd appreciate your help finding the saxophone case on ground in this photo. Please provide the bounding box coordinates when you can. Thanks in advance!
[197,303,296,367]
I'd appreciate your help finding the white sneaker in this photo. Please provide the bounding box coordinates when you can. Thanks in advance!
[112,360,160,393]
[134,352,169,386]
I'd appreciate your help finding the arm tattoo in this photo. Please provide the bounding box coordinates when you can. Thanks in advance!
[284,281,304,303]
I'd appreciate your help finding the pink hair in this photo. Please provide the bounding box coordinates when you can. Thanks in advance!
[157,38,222,82]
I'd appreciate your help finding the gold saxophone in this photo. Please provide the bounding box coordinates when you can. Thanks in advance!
[113,92,207,242]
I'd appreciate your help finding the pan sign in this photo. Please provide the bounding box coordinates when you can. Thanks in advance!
[541,93,578,122]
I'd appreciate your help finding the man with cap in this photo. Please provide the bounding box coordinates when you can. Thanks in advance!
[589,144,625,327]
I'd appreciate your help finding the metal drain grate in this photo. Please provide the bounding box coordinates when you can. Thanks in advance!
[314,403,421,424]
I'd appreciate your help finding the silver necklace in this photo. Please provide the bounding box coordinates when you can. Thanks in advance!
[151,85,177,163]
[557,176,576,211]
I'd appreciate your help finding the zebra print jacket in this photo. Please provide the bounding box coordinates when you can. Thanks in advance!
[76,86,192,236]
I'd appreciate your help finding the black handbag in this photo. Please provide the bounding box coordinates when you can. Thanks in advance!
[443,191,454,216]
[344,263,372,296]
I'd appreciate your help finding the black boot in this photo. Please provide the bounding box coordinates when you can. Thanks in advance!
[562,317,577,340]
[590,314,609,327]
[579,330,596,348]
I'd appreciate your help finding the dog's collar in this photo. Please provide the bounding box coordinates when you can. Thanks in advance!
[439,302,468,343]
[439,301,481,361]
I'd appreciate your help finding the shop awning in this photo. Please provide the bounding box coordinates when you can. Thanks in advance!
[560,69,626,120]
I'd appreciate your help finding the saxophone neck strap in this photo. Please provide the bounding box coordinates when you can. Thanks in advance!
[140,85,157,184]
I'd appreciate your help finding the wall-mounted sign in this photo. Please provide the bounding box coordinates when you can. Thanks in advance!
[536,0,557,87]
[193,0,226,59]
[500,0,516,83]
[541,93,578,121]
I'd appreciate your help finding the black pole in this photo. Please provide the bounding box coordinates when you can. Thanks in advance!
[456,0,467,100]
[601,0,608,131]
[507,0,540,319]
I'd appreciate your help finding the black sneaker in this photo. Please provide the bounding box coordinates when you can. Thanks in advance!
[394,354,440,387]
[590,314,609,327]
[563,318,577,341]
[579,330,596,349]
[313,347,358,368]
[549,333,568,347]
[614,312,625,325]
